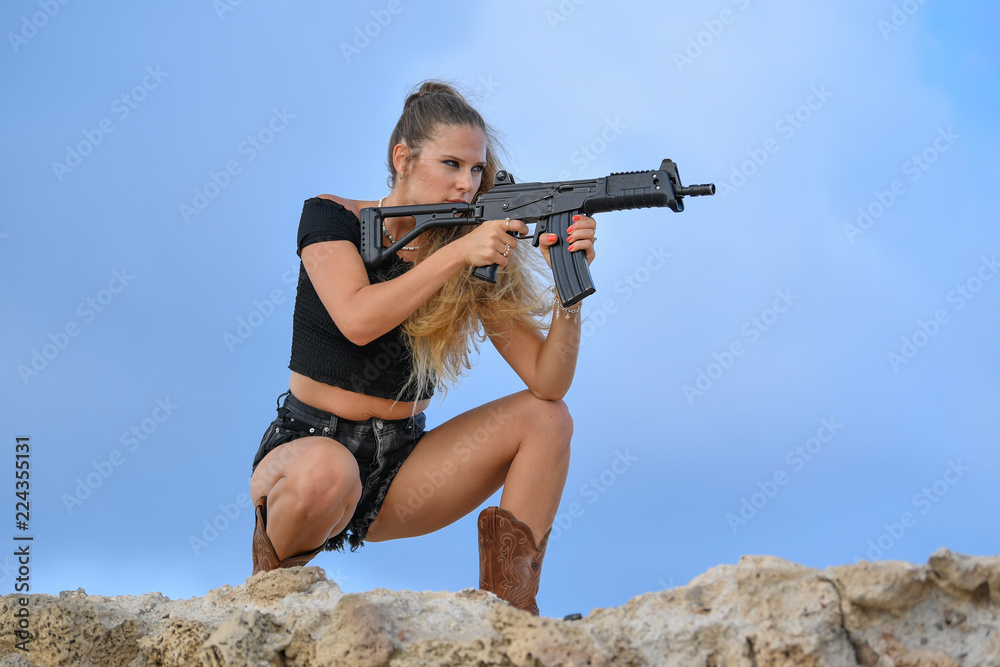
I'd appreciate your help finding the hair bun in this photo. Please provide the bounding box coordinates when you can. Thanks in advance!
[404,80,459,108]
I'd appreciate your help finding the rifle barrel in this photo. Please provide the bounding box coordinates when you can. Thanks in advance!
[677,184,716,197]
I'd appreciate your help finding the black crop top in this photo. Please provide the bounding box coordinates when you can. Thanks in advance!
[287,197,432,402]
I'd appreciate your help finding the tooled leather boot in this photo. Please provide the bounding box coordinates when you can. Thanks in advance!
[252,496,324,575]
[478,506,551,616]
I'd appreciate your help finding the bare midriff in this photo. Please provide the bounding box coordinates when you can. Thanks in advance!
[289,371,431,422]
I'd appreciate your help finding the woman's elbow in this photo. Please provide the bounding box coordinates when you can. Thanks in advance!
[528,384,569,402]
[337,316,378,347]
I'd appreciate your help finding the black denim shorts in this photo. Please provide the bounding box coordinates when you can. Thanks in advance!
[251,390,426,552]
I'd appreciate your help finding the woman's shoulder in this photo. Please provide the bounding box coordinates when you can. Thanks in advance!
[309,194,366,218]
[297,194,367,249]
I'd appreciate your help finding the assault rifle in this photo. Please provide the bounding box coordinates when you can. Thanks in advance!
[359,159,715,307]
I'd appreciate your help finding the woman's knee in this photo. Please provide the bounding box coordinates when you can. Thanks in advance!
[295,445,361,504]
[508,394,573,467]
[520,393,574,440]
[258,439,362,517]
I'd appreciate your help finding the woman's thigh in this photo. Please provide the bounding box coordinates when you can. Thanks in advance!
[365,390,572,542]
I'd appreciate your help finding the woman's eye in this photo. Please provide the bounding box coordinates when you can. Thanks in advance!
[442,160,484,175]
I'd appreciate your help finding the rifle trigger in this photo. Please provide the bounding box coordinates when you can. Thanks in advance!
[530,222,545,247]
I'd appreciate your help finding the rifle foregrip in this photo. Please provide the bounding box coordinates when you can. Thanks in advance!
[597,171,673,211]
[550,210,595,308]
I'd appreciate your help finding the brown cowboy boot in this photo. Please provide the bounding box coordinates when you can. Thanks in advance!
[478,506,551,616]
[251,496,324,575]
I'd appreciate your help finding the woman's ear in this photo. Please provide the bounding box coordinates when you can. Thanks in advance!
[392,143,410,180]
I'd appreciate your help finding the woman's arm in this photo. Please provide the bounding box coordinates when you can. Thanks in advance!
[487,214,597,401]
[305,239,464,346]
[487,306,582,401]
[305,195,522,346]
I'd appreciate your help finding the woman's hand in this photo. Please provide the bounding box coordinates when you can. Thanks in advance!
[538,214,597,269]
[458,218,530,268]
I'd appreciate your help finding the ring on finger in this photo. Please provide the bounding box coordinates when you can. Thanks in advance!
[503,243,511,257]
[505,218,510,231]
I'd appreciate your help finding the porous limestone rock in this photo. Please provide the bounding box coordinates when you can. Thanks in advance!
[1,548,997,666]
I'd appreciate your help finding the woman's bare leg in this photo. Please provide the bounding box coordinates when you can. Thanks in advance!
[366,390,572,544]
[250,436,362,560]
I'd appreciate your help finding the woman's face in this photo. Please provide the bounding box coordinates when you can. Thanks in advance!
[396,124,487,205]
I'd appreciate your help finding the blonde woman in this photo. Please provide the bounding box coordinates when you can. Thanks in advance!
[249,80,597,615]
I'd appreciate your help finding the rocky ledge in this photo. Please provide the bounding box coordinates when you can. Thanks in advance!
[1,548,998,666]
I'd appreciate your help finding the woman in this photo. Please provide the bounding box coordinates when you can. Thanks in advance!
[249,80,597,616]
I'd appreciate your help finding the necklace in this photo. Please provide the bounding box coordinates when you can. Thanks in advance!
[379,197,420,251]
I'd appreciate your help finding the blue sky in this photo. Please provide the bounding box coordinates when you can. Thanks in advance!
[2,1,998,618]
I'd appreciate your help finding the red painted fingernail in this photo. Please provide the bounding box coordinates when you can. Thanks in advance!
[547,234,558,243]
[572,215,581,222]
[567,226,574,234]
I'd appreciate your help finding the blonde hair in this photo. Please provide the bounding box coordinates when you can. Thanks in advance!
[388,81,551,400]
